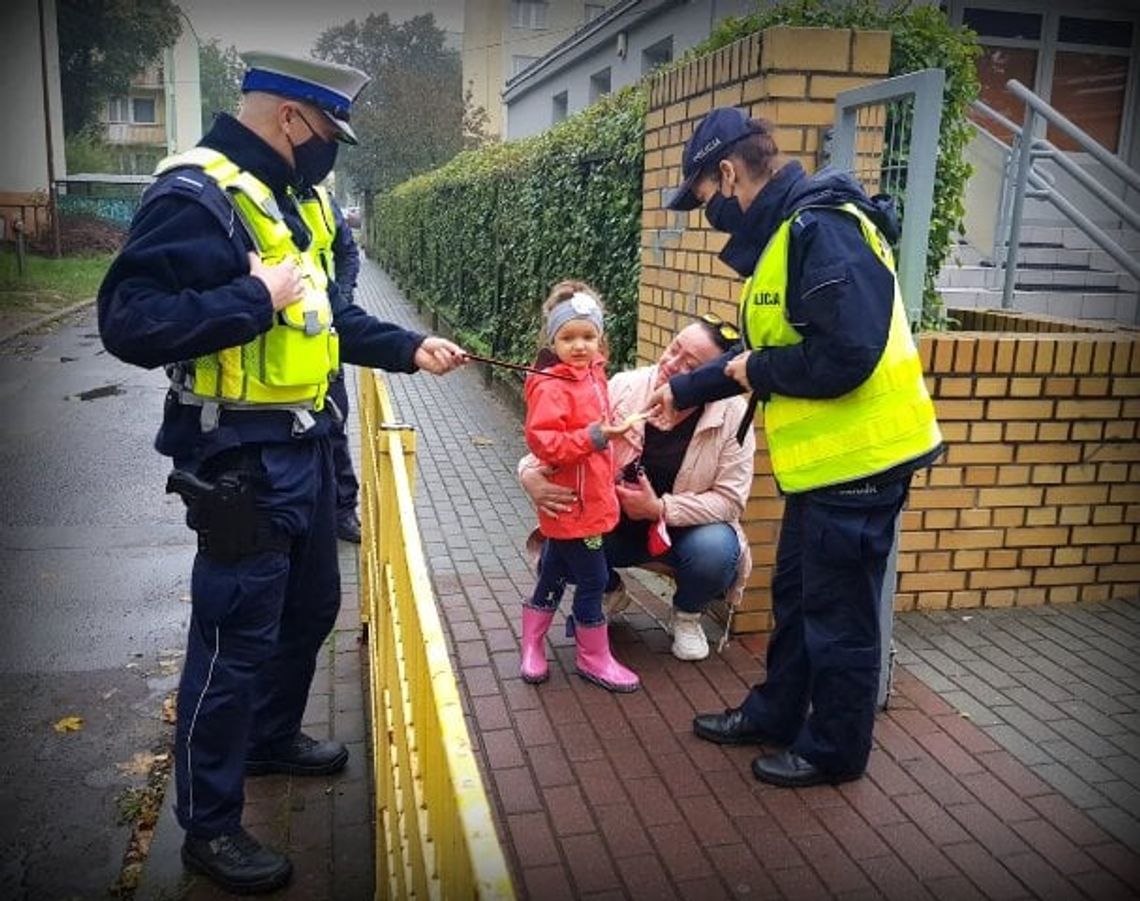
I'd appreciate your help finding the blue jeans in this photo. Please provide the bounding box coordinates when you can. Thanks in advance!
[529,537,608,627]
[603,520,739,614]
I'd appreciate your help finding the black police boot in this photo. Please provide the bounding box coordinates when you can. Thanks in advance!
[750,750,863,788]
[337,512,362,544]
[181,828,292,894]
[246,732,349,777]
[692,706,777,746]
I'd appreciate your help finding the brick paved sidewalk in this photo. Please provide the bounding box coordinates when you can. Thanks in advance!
[356,260,1140,900]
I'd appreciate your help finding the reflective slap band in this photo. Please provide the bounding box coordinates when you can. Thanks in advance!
[547,292,604,340]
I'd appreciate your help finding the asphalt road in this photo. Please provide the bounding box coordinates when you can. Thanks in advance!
[0,308,193,900]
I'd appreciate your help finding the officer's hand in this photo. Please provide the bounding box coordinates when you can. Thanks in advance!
[414,336,468,375]
[725,350,752,391]
[643,383,679,430]
[248,253,302,312]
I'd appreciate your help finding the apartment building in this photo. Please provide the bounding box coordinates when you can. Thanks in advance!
[463,0,621,138]
[97,28,201,174]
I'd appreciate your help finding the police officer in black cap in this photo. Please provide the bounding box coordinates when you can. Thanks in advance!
[98,51,466,893]
[646,108,942,789]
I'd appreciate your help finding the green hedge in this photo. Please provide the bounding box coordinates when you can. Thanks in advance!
[371,86,647,372]
[371,1,979,356]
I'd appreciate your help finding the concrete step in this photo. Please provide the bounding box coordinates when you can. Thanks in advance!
[938,287,1138,325]
[938,264,1130,291]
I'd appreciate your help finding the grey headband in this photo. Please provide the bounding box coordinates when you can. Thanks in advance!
[546,292,604,341]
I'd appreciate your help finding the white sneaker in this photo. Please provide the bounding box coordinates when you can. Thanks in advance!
[671,610,709,661]
[603,576,631,617]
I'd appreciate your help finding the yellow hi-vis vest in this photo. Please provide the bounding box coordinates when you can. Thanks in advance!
[153,147,340,418]
[739,202,942,494]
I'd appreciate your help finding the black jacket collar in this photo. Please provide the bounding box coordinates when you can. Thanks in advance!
[200,113,294,195]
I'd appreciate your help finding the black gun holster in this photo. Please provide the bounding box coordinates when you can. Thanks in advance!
[166,468,291,562]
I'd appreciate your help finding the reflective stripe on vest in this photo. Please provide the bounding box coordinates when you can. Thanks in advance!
[739,202,942,494]
[153,147,339,412]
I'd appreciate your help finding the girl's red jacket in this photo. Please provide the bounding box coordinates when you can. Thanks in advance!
[524,354,620,540]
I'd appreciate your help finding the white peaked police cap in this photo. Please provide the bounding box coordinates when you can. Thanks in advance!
[240,50,370,145]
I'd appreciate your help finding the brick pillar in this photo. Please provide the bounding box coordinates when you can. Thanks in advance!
[639,26,891,633]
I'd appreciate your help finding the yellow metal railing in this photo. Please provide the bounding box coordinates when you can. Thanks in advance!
[357,371,515,901]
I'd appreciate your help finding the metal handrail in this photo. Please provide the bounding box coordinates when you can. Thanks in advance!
[970,85,1140,321]
[1006,80,1140,194]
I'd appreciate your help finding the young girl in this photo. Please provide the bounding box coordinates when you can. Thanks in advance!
[520,280,640,693]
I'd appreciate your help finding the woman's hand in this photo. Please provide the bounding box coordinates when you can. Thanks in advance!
[615,472,664,521]
[520,463,576,517]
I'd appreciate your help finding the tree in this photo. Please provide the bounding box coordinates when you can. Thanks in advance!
[462,80,493,151]
[199,39,244,132]
[313,13,464,201]
[57,0,183,135]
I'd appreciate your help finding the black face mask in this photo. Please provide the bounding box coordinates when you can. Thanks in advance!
[704,191,747,234]
[291,133,339,189]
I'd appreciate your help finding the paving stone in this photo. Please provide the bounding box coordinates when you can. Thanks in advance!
[1031,763,1110,810]
[340,265,1140,900]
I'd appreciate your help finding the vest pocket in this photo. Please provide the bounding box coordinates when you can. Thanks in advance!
[261,326,333,387]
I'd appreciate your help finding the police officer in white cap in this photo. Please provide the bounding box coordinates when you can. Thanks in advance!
[98,51,467,893]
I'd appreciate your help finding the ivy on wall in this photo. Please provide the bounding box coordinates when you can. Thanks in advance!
[693,0,980,329]
[371,87,647,372]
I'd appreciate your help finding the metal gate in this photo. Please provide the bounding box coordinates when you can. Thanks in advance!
[831,68,946,328]
[829,68,946,707]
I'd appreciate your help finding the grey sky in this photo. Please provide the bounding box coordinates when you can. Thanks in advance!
[177,0,465,58]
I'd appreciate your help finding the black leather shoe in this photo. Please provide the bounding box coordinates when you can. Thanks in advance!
[182,828,292,894]
[246,733,349,777]
[692,706,774,746]
[750,750,862,788]
[337,513,362,544]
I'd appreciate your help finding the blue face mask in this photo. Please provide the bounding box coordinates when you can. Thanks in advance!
[291,134,339,189]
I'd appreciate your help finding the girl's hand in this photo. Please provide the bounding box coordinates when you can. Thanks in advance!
[600,411,647,440]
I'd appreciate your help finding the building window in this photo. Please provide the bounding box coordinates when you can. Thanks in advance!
[107,97,130,123]
[589,68,611,102]
[511,55,539,76]
[511,0,548,30]
[584,3,605,22]
[962,7,1042,40]
[552,90,568,124]
[132,97,157,124]
[642,35,673,74]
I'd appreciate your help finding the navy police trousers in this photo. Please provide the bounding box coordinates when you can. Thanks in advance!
[742,478,908,777]
[174,437,340,838]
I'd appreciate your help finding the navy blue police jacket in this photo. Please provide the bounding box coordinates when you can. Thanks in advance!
[98,114,424,465]
[668,161,941,490]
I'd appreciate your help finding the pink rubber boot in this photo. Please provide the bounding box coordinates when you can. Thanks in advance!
[574,622,640,693]
[520,607,556,684]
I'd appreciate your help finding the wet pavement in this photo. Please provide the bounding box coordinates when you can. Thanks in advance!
[0,309,191,899]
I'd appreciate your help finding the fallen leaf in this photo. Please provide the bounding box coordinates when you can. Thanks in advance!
[161,696,177,725]
[471,436,494,447]
[53,716,84,733]
[118,751,157,777]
